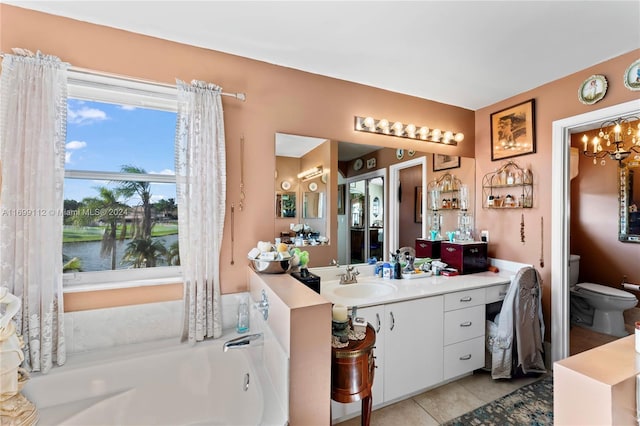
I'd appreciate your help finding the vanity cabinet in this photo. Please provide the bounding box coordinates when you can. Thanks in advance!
[384,296,444,402]
[443,289,486,380]
[331,297,443,420]
[329,280,513,423]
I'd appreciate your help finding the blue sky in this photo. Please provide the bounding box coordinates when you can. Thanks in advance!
[64,99,177,205]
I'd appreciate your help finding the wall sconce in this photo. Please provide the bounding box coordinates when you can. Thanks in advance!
[354,116,464,145]
[581,115,640,165]
[297,165,323,181]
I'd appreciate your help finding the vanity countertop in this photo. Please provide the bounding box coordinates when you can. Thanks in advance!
[320,269,514,308]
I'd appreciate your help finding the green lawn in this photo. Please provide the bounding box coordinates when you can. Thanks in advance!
[63,223,179,243]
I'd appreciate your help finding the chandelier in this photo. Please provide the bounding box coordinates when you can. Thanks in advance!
[581,115,640,165]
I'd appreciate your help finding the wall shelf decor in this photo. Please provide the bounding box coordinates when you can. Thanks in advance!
[482,160,533,209]
[427,172,463,211]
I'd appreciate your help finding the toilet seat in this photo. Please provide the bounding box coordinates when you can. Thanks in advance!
[576,282,637,300]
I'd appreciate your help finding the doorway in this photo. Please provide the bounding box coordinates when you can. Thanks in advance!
[346,171,386,264]
[551,99,640,363]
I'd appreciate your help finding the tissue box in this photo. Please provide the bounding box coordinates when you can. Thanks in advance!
[352,316,367,333]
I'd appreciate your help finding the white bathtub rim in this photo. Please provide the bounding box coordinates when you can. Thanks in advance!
[23,331,287,426]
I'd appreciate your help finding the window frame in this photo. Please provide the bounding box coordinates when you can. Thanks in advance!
[63,70,182,291]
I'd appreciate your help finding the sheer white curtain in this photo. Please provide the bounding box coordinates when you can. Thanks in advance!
[175,80,226,343]
[0,50,68,372]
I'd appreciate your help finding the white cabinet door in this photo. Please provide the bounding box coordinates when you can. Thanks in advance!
[384,296,444,402]
[331,305,386,421]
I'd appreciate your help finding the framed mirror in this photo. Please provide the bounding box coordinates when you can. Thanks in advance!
[276,192,296,218]
[620,165,640,242]
[303,192,324,219]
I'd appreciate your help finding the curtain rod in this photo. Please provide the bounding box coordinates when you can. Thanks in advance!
[0,54,246,101]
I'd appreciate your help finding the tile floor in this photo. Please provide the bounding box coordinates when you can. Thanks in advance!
[335,369,543,425]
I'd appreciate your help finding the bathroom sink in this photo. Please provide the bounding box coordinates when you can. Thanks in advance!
[332,283,396,299]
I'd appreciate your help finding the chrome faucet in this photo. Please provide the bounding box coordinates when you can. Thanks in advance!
[338,264,359,285]
[223,333,263,352]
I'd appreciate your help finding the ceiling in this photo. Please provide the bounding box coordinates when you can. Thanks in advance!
[5,1,639,110]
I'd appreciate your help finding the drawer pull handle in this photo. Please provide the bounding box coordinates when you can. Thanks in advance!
[459,354,472,361]
[446,247,456,252]
[460,296,472,302]
[499,291,507,296]
[460,321,472,327]
[470,248,479,253]
[375,313,381,333]
[389,311,395,331]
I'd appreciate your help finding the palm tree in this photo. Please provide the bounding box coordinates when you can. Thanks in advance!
[122,237,168,268]
[117,165,153,240]
[74,187,127,270]
[167,241,180,266]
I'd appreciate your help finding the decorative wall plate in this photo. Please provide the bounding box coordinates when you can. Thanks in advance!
[623,58,640,91]
[396,149,405,160]
[366,158,376,169]
[281,181,291,190]
[578,74,607,105]
[408,150,416,157]
[308,182,318,191]
[353,158,363,171]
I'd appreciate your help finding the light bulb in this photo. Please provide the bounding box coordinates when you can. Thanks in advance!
[378,119,389,131]
[431,128,441,141]
[406,124,416,138]
[363,116,375,131]
[392,121,404,136]
[419,127,429,140]
[454,132,464,143]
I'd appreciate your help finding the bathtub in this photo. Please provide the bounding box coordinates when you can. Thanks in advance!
[22,335,288,425]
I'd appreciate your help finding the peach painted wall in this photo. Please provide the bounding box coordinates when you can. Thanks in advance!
[569,129,640,295]
[474,49,640,335]
[0,5,474,301]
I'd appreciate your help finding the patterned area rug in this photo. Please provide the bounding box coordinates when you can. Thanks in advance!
[443,375,553,426]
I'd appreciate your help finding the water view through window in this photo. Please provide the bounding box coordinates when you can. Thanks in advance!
[63,98,178,274]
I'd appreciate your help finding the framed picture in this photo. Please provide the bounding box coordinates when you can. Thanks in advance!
[414,186,423,223]
[490,98,536,161]
[433,153,460,171]
[623,59,640,91]
[578,74,607,105]
[337,184,345,215]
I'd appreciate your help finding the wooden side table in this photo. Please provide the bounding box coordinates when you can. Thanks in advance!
[331,323,376,426]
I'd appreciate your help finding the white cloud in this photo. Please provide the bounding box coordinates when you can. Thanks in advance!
[66,140,87,150]
[65,140,87,163]
[68,106,108,125]
[119,104,137,111]
[151,169,175,175]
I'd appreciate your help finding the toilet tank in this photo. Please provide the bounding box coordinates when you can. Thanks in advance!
[569,254,580,285]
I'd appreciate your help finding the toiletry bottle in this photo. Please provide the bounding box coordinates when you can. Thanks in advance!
[237,299,249,333]
[393,250,402,279]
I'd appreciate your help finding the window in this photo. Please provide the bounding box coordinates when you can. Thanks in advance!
[63,71,180,289]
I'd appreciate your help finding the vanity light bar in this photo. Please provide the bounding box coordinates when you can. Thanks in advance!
[354,116,464,146]
[297,165,323,181]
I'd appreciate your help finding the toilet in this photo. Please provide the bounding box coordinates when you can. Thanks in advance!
[569,254,637,337]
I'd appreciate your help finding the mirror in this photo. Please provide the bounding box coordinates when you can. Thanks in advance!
[275,133,476,262]
[620,165,640,242]
[276,192,296,218]
[303,192,324,219]
[275,133,330,246]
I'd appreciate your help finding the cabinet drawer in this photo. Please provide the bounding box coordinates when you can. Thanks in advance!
[444,336,485,380]
[444,288,486,311]
[444,305,485,345]
[486,283,510,304]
